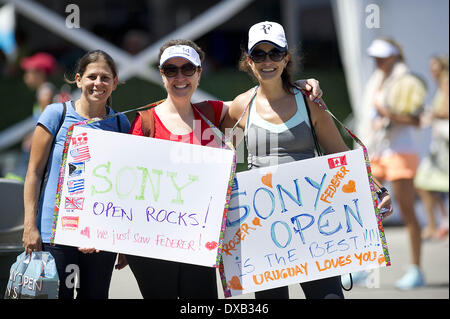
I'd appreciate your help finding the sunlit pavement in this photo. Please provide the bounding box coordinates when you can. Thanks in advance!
[109,226,449,299]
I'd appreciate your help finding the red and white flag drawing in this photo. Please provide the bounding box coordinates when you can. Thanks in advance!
[328,155,347,169]
[70,146,91,162]
[61,216,79,230]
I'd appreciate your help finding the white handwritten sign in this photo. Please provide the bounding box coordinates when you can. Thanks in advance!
[221,149,390,296]
[53,126,234,267]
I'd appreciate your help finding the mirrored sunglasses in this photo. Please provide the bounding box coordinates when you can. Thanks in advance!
[249,48,287,63]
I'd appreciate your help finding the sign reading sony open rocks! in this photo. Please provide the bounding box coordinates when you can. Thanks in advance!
[52,126,234,268]
[221,149,390,296]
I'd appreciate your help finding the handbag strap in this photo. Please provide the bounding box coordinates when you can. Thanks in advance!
[191,103,238,272]
[191,102,226,149]
[229,86,258,137]
[300,91,323,156]
[39,102,67,201]
[138,99,165,137]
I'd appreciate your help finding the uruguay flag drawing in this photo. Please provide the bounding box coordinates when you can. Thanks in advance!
[67,178,85,194]
[0,4,17,59]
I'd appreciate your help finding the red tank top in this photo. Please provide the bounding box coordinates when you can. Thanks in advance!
[129,100,224,147]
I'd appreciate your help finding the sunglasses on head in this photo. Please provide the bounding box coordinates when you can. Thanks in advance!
[160,63,199,78]
[249,48,287,63]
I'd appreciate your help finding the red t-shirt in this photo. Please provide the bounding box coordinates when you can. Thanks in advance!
[129,100,224,147]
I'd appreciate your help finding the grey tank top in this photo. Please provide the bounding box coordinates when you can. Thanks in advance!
[245,88,316,169]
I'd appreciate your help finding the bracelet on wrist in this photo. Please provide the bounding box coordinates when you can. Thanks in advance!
[376,186,388,197]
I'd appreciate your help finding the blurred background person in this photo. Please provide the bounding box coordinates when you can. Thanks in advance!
[21,52,57,121]
[358,38,427,289]
[122,29,150,55]
[414,55,449,241]
[5,52,57,181]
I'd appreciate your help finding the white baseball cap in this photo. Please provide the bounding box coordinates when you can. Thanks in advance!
[248,21,288,53]
[367,39,399,58]
[159,45,201,67]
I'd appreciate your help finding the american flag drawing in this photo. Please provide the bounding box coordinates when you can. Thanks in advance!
[64,197,84,210]
[67,179,85,194]
[70,146,91,162]
[328,155,347,169]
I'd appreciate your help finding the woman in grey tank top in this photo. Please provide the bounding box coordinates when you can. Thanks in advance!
[221,21,393,299]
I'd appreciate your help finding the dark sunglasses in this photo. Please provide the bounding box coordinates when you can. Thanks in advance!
[249,48,287,63]
[160,63,199,77]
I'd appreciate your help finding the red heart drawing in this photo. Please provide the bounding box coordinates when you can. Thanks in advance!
[205,241,218,250]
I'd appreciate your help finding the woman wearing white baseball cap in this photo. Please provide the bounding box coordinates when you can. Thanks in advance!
[221,22,393,299]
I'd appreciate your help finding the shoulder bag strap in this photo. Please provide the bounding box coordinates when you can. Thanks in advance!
[300,92,323,156]
[39,102,67,199]
[137,100,165,137]
[193,101,216,124]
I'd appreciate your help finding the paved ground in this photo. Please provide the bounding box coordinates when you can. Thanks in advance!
[109,226,449,299]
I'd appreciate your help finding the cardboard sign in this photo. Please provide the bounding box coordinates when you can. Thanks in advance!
[221,149,389,296]
[53,126,234,267]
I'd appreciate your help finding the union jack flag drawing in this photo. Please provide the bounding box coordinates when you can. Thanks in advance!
[67,179,85,194]
[70,146,91,162]
[64,197,84,210]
